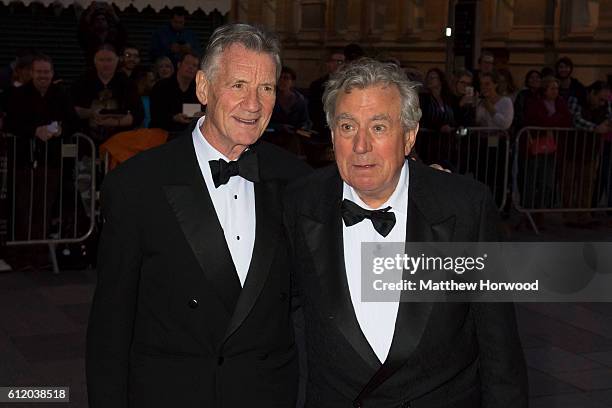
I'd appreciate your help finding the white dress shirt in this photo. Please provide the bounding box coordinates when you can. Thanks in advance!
[192,116,256,287]
[342,161,409,363]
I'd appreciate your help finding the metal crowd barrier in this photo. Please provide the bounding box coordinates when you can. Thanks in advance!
[3,132,97,273]
[416,127,511,210]
[513,127,612,233]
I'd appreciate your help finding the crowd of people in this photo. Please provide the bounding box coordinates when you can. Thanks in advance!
[0,4,611,265]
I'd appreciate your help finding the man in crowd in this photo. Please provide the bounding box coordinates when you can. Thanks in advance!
[555,57,586,102]
[150,6,200,67]
[5,53,79,241]
[564,80,612,226]
[119,45,142,80]
[473,50,495,92]
[72,44,143,144]
[284,58,528,407]
[87,23,310,408]
[308,50,345,140]
[149,51,201,133]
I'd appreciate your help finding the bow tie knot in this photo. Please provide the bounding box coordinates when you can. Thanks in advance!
[341,199,396,237]
[209,149,260,188]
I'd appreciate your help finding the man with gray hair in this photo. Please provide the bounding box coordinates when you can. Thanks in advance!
[284,58,527,407]
[87,23,309,408]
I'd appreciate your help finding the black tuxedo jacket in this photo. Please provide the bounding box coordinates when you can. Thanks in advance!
[284,160,528,408]
[86,128,310,408]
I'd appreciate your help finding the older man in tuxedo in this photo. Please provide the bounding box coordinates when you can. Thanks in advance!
[284,59,528,408]
[87,24,309,408]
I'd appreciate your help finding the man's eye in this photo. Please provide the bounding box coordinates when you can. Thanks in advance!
[262,85,275,93]
[232,83,244,89]
[340,123,353,131]
[373,125,386,132]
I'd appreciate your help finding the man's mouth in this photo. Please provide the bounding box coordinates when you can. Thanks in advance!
[234,117,258,125]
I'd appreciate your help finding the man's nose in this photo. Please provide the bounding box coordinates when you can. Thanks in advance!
[242,88,261,112]
[353,129,371,154]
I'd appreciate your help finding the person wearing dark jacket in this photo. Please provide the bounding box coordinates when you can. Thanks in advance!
[86,23,310,408]
[5,54,79,241]
[149,51,201,133]
[284,59,527,408]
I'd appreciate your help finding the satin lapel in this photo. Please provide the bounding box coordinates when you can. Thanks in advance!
[356,160,457,401]
[163,137,241,315]
[224,181,280,342]
[301,173,381,371]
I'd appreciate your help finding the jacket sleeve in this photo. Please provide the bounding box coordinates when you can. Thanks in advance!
[86,169,142,408]
[474,186,529,408]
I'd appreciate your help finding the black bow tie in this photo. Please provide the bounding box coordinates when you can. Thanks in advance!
[341,199,396,237]
[209,150,260,188]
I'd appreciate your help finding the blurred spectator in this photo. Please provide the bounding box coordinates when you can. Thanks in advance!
[564,81,611,226]
[119,45,142,80]
[525,76,572,128]
[270,66,310,132]
[153,56,174,82]
[11,53,34,88]
[134,69,155,128]
[450,69,476,127]
[267,66,310,155]
[497,68,518,101]
[475,71,514,129]
[78,2,127,66]
[555,57,586,103]
[0,51,34,123]
[5,54,79,240]
[513,70,542,130]
[149,51,200,133]
[308,50,344,140]
[344,43,365,62]
[72,44,143,144]
[473,50,495,92]
[150,7,200,67]
[520,76,570,213]
[599,85,612,211]
[568,80,611,133]
[419,68,455,133]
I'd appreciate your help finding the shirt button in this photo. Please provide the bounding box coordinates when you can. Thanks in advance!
[236,236,240,240]
[234,194,238,199]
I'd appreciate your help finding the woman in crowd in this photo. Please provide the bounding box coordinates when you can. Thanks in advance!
[476,71,514,129]
[418,68,456,166]
[153,56,174,82]
[419,68,455,133]
[450,69,477,127]
[513,69,542,131]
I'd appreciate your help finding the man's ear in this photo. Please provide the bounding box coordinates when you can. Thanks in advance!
[403,124,419,156]
[195,70,208,105]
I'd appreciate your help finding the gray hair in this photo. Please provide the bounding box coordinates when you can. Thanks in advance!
[323,58,422,131]
[200,23,282,81]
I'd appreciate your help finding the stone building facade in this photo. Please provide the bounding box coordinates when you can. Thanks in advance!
[229,0,612,88]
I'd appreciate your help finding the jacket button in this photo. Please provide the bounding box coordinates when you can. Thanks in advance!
[188,298,199,309]
[217,356,224,366]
